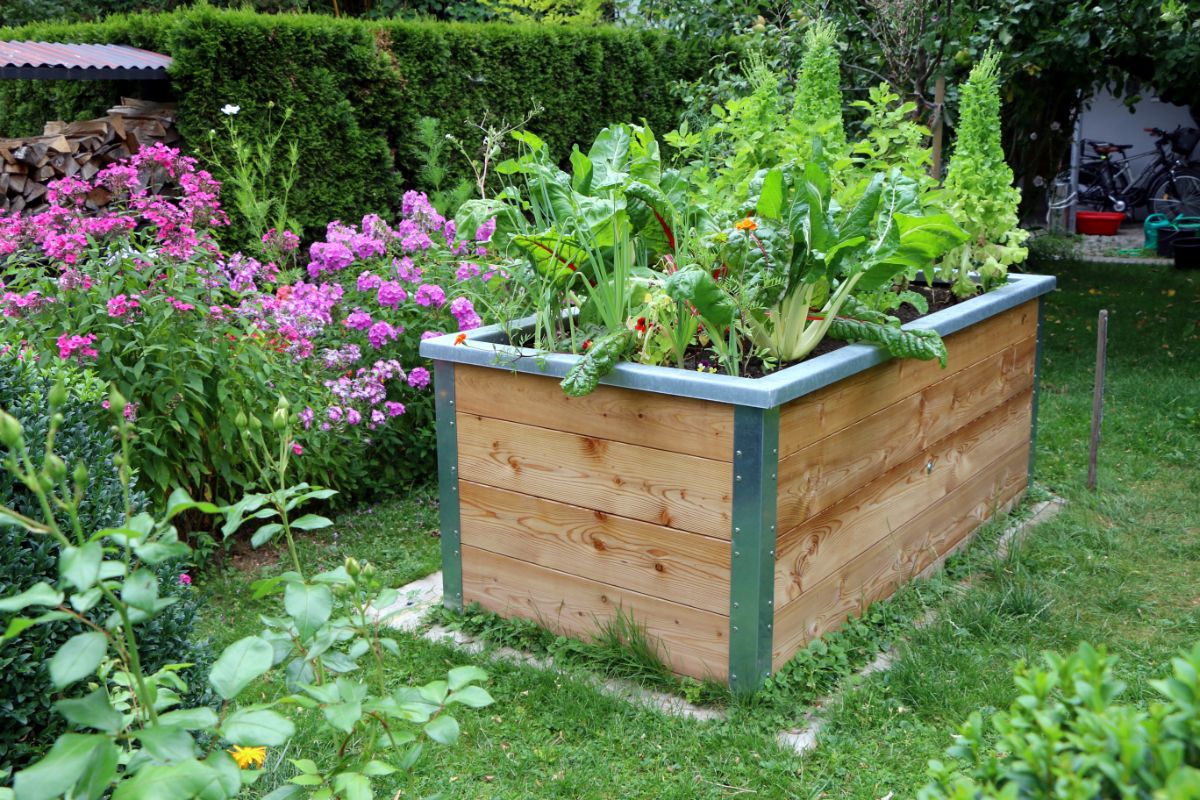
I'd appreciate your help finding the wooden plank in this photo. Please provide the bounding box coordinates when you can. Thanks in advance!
[779,300,1038,458]
[772,442,1029,669]
[777,337,1036,528]
[460,482,731,615]
[455,365,734,461]
[775,388,1032,605]
[462,545,729,681]
[457,413,732,538]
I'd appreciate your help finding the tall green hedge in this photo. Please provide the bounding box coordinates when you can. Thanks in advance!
[0,8,719,238]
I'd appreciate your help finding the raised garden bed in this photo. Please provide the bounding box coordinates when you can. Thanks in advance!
[420,273,1055,692]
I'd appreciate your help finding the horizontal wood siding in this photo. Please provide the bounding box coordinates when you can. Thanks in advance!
[457,413,732,538]
[778,299,1038,459]
[775,388,1032,604]
[460,481,731,615]
[771,442,1029,669]
[777,337,1035,529]
[455,365,735,461]
[462,546,729,681]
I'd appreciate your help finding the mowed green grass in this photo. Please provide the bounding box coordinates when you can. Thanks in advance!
[194,259,1200,799]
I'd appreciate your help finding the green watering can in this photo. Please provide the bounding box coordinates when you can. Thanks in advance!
[1144,214,1174,250]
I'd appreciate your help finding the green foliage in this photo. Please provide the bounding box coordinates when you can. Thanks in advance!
[0,359,210,773]
[0,392,492,799]
[410,117,475,216]
[920,642,1200,798]
[0,9,719,240]
[938,49,1028,297]
[791,18,844,158]
[561,330,634,397]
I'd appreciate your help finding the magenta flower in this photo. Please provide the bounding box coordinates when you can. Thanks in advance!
[357,271,383,292]
[292,443,304,456]
[406,367,431,389]
[414,284,446,308]
[178,573,192,586]
[57,333,98,362]
[377,281,407,308]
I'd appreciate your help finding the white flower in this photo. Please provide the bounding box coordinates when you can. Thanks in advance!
[221,104,241,116]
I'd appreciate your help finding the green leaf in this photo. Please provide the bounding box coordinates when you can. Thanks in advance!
[60,543,102,592]
[121,569,158,613]
[262,786,305,800]
[50,632,108,689]
[447,685,494,709]
[14,734,116,800]
[55,689,123,733]
[755,167,785,219]
[663,267,736,328]
[447,666,489,691]
[569,145,593,194]
[209,636,274,700]
[289,514,332,532]
[0,582,62,613]
[111,759,221,800]
[361,760,395,777]
[586,124,634,190]
[423,714,460,745]
[826,318,948,367]
[166,488,221,519]
[511,232,588,283]
[250,523,284,549]
[290,759,320,775]
[220,708,295,746]
[3,610,71,643]
[560,330,634,398]
[137,725,198,762]
[284,583,332,640]
[332,772,371,800]
[158,708,220,730]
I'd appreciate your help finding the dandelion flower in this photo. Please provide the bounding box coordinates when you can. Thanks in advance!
[229,745,267,769]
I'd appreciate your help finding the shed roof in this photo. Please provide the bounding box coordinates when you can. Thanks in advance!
[0,41,172,80]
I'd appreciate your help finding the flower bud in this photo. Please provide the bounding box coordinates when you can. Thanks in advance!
[345,557,361,577]
[108,387,127,416]
[272,407,288,432]
[361,561,376,580]
[73,462,89,487]
[0,411,23,448]
[249,415,262,431]
[45,454,67,481]
[48,379,67,410]
[235,411,248,429]
[276,395,290,412]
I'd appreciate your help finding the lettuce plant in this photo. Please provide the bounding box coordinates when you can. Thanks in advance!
[938,50,1030,297]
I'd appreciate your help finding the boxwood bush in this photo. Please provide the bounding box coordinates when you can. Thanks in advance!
[0,357,213,772]
[0,8,720,247]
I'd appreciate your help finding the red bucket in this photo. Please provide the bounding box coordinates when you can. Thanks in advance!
[1075,211,1126,235]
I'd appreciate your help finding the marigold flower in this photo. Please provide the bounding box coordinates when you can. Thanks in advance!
[229,745,266,769]
[454,333,468,346]
[735,217,758,232]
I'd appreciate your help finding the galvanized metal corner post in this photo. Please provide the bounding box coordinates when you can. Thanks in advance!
[1028,296,1047,481]
[728,404,780,694]
[434,360,463,611]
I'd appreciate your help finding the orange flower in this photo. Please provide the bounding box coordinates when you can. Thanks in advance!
[735,217,758,232]
[454,333,467,346]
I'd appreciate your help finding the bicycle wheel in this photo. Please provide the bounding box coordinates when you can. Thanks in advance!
[1149,170,1200,217]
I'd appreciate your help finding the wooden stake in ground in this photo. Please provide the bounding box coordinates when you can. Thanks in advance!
[1088,309,1109,490]
[931,76,946,182]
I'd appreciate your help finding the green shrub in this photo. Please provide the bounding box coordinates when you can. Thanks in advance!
[920,641,1200,798]
[0,9,718,249]
[0,357,212,772]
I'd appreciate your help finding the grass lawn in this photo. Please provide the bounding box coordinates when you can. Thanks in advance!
[195,258,1200,799]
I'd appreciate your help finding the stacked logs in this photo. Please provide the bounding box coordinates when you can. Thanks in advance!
[0,99,181,215]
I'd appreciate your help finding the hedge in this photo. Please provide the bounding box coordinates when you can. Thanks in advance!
[0,8,722,242]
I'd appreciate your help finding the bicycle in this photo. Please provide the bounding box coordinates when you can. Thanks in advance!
[1047,125,1200,224]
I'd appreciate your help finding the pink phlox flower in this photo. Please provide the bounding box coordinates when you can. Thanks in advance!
[406,367,431,389]
[414,284,446,308]
[377,280,407,308]
[56,333,98,362]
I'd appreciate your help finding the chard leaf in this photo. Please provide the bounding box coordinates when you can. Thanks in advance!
[561,331,634,398]
[663,267,735,328]
[511,233,587,283]
[827,318,948,367]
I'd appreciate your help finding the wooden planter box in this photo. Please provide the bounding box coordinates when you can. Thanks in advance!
[420,274,1056,692]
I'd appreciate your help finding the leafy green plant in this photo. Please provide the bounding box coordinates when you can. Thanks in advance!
[937,49,1029,297]
[0,385,492,799]
[791,18,845,159]
[920,641,1200,798]
[411,116,475,215]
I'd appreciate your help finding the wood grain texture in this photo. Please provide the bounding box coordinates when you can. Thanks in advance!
[772,442,1029,669]
[779,300,1038,458]
[775,388,1033,605]
[455,365,735,461]
[462,545,729,681]
[777,337,1036,529]
[460,481,731,615]
[457,413,732,538]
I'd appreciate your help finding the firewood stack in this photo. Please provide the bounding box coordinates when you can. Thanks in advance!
[0,98,181,215]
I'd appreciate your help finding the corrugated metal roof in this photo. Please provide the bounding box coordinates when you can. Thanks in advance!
[0,41,172,80]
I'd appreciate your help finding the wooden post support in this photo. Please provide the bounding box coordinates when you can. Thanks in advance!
[931,76,947,182]
[1087,309,1109,491]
